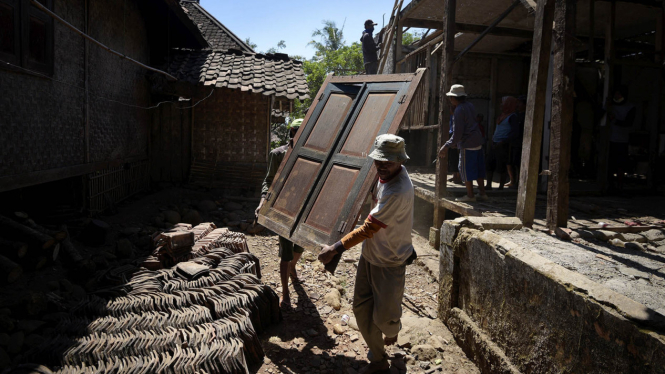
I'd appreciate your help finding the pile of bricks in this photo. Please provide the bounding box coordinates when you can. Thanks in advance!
[15,226,278,374]
[143,223,249,270]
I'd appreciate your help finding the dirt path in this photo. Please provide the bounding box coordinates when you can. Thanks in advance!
[246,232,479,374]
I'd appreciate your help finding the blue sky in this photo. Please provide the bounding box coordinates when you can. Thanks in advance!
[200,0,398,60]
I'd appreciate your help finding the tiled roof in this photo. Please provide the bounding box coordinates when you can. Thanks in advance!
[180,1,253,52]
[168,50,310,100]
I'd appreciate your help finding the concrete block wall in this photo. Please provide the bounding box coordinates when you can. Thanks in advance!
[438,217,665,374]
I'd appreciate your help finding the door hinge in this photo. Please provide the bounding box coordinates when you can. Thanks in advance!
[398,95,407,104]
[266,192,273,201]
[338,220,348,233]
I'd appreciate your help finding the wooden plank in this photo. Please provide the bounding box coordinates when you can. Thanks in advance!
[546,0,577,230]
[516,0,555,227]
[400,19,533,39]
[648,7,663,188]
[414,186,483,217]
[433,0,456,235]
[597,0,615,191]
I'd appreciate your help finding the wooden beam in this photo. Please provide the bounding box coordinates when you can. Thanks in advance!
[516,0,555,227]
[596,0,615,191]
[547,0,577,230]
[648,6,664,188]
[401,19,534,39]
[454,0,522,62]
[396,19,404,69]
[456,23,533,39]
[432,0,456,241]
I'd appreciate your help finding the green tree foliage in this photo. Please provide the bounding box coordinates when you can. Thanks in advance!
[244,38,258,50]
[402,31,426,46]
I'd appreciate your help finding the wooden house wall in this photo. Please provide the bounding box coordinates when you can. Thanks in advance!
[398,51,530,166]
[0,0,151,192]
[150,102,192,183]
[187,88,271,191]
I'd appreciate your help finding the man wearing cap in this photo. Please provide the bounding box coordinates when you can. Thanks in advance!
[319,134,415,373]
[439,84,488,202]
[255,118,304,308]
[361,19,381,75]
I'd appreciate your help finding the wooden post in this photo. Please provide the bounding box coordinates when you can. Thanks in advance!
[546,0,577,230]
[516,0,555,227]
[396,19,404,72]
[425,44,435,164]
[588,0,595,61]
[430,0,456,248]
[596,0,615,191]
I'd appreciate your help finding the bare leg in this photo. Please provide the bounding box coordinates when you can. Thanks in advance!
[485,171,493,189]
[477,179,486,195]
[465,181,475,198]
[280,261,291,307]
[290,252,303,282]
[506,165,515,187]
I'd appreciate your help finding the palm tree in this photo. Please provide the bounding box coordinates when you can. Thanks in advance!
[308,20,346,59]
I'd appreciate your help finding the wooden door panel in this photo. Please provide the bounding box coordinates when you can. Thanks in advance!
[303,165,359,235]
[258,70,426,251]
[272,157,321,218]
[340,93,397,158]
[303,93,355,152]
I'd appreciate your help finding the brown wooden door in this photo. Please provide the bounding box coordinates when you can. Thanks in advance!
[258,70,426,250]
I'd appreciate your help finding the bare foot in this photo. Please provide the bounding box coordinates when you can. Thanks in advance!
[358,360,390,374]
[384,335,398,346]
[279,295,291,309]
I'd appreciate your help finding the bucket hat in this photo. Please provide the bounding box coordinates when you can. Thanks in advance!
[446,84,467,97]
[368,134,409,162]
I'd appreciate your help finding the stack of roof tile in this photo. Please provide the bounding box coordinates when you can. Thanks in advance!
[16,227,278,374]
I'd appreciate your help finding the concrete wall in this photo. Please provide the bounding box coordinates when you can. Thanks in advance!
[0,0,150,182]
[438,218,665,374]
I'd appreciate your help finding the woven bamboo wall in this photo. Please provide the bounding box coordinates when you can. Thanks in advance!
[0,0,150,182]
[189,88,271,190]
[150,102,192,183]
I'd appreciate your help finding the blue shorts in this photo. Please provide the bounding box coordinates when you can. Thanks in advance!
[459,148,486,182]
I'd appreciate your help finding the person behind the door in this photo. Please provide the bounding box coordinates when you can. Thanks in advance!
[255,118,303,308]
[438,84,488,202]
[485,96,520,190]
[318,134,415,374]
[608,86,636,191]
[361,19,381,75]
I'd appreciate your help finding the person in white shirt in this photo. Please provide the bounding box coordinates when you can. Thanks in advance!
[319,134,416,374]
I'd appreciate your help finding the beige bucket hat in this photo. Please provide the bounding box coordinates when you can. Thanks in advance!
[368,134,410,162]
[446,84,467,97]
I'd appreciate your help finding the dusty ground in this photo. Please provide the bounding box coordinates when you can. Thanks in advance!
[502,228,665,315]
[0,186,478,373]
[246,232,478,374]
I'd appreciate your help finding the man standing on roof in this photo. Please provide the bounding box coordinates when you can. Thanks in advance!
[361,19,381,75]
[319,134,416,374]
[255,118,303,308]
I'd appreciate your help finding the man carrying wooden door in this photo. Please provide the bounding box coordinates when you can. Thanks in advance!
[319,134,416,374]
[255,119,303,308]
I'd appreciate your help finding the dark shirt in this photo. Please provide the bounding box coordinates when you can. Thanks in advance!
[444,101,484,150]
[261,144,288,198]
[510,112,525,148]
[361,31,380,64]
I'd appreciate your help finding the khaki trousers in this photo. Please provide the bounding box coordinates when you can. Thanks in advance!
[353,256,406,363]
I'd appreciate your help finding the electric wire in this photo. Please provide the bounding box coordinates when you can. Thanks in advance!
[1,59,214,110]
